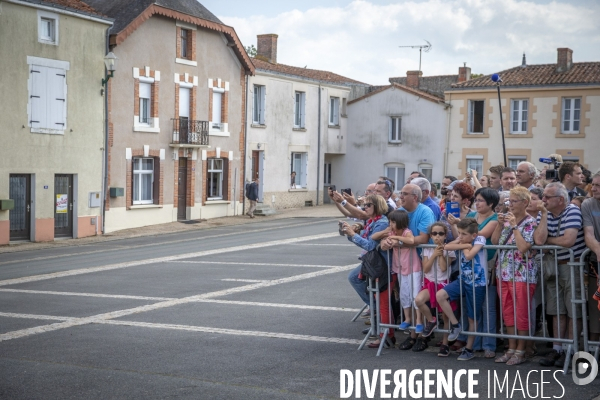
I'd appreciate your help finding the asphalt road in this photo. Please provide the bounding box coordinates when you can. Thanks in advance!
[0,217,598,399]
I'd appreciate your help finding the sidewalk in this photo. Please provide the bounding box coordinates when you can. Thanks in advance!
[0,204,341,254]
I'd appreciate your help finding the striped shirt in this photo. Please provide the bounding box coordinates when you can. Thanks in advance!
[537,204,585,260]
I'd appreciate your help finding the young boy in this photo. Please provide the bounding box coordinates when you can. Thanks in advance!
[435,218,487,361]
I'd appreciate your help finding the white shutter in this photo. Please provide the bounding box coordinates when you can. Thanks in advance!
[251,86,255,123]
[303,153,308,188]
[259,86,266,125]
[139,82,151,99]
[293,93,297,127]
[300,93,306,128]
[179,87,190,118]
[212,91,222,123]
[30,65,47,128]
[49,67,66,129]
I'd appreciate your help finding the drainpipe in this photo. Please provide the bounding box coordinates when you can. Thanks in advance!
[444,93,452,177]
[101,26,112,234]
[316,84,321,206]
[242,73,249,214]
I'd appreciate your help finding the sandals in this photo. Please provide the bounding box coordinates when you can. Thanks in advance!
[367,336,396,348]
[506,350,527,366]
[399,337,416,350]
[412,338,428,352]
[484,350,496,359]
[495,350,515,363]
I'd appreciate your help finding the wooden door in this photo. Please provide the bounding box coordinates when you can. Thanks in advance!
[9,174,31,241]
[177,158,187,220]
[54,174,73,238]
[251,151,259,181]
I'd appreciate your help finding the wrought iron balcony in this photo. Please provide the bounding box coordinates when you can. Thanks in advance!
[171,118,209,146]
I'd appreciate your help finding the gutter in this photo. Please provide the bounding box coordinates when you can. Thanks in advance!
[316,85,322,206]
[242,73,249,214]
[101,25,112,234]
[444,92,452,177]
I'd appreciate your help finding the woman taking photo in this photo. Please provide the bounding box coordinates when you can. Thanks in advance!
[491,187,537,365]
[446,181,475,240]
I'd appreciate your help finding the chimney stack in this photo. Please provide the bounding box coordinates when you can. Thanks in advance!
[406,70,422,88]
[256,34,278,64]
[556,48,573,73]
[458,63,471,83]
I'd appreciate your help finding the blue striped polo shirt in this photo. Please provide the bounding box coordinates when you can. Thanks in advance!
[537,204,585,260]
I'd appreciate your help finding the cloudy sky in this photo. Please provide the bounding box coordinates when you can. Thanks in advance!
[201,0,600,85]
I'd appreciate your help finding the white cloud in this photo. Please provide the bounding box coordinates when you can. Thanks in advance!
[222,0,600,85]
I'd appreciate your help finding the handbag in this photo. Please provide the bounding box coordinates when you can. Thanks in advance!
[360,246,389,292]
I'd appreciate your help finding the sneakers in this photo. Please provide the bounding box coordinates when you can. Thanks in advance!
[554,351,567,368]
[422,318,437,337]
[438,344,450,357]
[415,324,423,334]
[457,348,475,361]
[448,323,462,342]
[539,350,561,367]
[398,321,411,330]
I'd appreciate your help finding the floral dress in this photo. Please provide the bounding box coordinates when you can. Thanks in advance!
[496,215,538,283]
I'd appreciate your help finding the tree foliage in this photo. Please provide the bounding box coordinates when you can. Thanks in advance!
[245,44,257,57]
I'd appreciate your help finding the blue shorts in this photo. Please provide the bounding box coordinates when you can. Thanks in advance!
[442,280,486,320]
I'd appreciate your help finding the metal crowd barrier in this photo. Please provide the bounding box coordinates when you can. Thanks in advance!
[356,243,592,375]
[581,248,600,360]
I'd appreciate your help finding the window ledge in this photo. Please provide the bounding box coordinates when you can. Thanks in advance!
[388,141,402,145]
[293,127,306,132]
[175,58,197,67]
[31,128,65,135]
[462,132,489,138]
[133,126,160,133]
[251,123,267,129]
[556,132,585,138]
[506,132,533,138]
[205,200,231,205]
[328,125,340,129]
[208,131,230,137]
[130,204,163,209]
[289,188,308,192]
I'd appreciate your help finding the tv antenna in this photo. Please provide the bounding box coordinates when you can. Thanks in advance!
[398,40,432,72]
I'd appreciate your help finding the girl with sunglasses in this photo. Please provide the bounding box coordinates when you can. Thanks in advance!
[414,222,457,356]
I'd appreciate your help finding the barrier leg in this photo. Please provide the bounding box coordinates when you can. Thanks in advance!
[351,304,368,322]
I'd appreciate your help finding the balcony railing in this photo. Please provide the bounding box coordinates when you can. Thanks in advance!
[171,118,209,146]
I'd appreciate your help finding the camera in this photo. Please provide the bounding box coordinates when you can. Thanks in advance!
[338,221,345,236]
[539,157,561,182]
[329,185,336,192]
[341,188,352,196]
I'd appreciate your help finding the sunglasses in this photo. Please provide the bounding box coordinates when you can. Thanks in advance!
[364,203,373,208]
[430,232,446,236]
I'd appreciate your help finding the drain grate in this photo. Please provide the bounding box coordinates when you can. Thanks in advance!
[179,219,203,224]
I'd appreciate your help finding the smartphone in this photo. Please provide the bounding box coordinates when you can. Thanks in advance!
[447,201,460,218]
[341,188,352,196]
[329,185,336,192]
[338,221,345,236]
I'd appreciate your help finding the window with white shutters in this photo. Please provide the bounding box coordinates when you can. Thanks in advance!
[510,99,528,134]
[212,89,223,130]
[562,97,581,133]
[291,152,308,188]
[329,97,339,126]
[28,63,67,133]
[139,82,151,125]
[253,85,266,124]
[179,87,190,118]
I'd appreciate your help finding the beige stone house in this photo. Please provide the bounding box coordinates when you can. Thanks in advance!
[0,0,112,244]
[246,34,367,210]
[445,48,600,177]
[86,0,254,232]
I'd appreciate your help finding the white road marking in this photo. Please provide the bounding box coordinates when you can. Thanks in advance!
[171,261,338,268]
[287,243,354,246]
[0,232,338,288]
[0,219,336,265]
[220,279,265,283]
[0,312,74,322]
[99,320,362,345]
[0,288,175,302]
[192,299,361,313]
[0,263,355,342]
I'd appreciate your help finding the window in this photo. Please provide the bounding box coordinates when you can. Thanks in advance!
[38,11,58,45]
[468,100,484,134]
[562,98,580,133]
[419,163,433,182]
[511,99,528,133]
[466,156,483,177]
[181,29,188,59]
[385,164,405,190]
[179,87,190,119]
[291,152,308,188]
[28,59,68,134]
[389,117,401,143]
[211,88,224,130]
[324,163,331,185]
[139,82,151,125]
[329,97,339,126]
[132,158,154,204]
[294,91,306,128]
[207,159,224,199]
[253,85,266,124]
[508,156,526,170]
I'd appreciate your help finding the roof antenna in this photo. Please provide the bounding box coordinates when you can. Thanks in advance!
[521,52,526,68]
[398,40,432,72]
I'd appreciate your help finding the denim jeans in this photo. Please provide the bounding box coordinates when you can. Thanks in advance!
[348,264,370,306]
[458,283,497,351]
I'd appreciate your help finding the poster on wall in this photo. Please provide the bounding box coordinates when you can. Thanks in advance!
[56,194,68,213]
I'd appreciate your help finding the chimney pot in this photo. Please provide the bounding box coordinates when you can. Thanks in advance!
[406,70,422,88]
[556,48,573,73]
[256,34,279,64]
[458,65,471,83]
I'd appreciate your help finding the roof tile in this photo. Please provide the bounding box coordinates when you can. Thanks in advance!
[252,58,366,86]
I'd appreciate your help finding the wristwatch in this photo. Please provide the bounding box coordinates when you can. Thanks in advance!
[340,200,347,207]
[511,225,518,231]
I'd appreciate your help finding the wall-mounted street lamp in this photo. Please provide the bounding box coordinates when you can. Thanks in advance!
[101,52,117,86]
